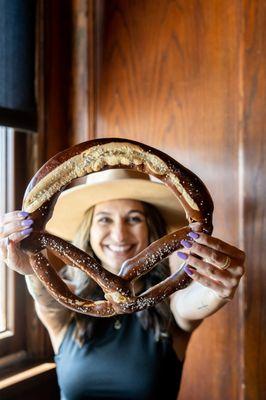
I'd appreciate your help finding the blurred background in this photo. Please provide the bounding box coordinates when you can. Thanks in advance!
[0,0,265,399]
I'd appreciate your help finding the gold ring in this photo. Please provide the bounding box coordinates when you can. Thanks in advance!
[220,256,231,270]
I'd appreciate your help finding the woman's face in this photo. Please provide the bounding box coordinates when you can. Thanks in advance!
[90,199,149,275]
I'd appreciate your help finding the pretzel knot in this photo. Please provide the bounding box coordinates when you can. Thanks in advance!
[21,138,213,317]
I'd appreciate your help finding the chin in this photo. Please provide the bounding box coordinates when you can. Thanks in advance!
[104,264,120,275]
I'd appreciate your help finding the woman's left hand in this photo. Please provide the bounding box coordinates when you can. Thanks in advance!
[177,230,245,301]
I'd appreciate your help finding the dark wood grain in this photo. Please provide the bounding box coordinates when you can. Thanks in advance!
[243,0,266,399]
[95,1,246,399]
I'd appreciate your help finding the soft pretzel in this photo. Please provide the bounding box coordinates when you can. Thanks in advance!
[21,138,213,316]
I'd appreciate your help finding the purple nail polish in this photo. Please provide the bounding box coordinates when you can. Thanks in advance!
[21,228,33,235]
[188,231,199,239]
[177,251,189,260]
[18,211,29,218]
[184,265,194,276]
[181,239,192,249]
[21,219,33,226]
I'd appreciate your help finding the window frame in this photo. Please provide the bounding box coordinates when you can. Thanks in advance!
[0,129,54,378]
[0,129,26,359]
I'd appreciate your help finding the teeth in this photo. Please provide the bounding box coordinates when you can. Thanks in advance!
[107,245,133,253]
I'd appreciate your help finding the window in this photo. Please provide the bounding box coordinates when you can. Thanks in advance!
[0,0,38,360]
[0,128,25,358]
[0,128,8,332]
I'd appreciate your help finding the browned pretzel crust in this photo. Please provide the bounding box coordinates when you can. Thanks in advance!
[21,138,213,317]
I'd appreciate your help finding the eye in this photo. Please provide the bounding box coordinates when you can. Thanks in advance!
[127,216,144,224]
[98,217,112,224]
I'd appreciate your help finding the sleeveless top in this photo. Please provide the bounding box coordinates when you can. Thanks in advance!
[54,313,183,400]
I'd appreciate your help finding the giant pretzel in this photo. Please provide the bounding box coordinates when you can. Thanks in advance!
[21,138,213,317]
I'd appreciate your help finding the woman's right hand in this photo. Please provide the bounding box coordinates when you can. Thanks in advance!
[0,211,34,275]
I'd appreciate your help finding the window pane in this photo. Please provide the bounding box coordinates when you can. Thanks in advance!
[0,127,11,333]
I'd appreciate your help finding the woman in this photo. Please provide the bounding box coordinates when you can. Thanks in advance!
[0,169,245,400]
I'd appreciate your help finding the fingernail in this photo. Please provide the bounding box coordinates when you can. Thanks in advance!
[188,231,199,239]
[21,219,33,226]
[184,265,195,276]
[181,239,192,249]
[18,211,29,218]
[21,228,33,235]
[177,251,189,260]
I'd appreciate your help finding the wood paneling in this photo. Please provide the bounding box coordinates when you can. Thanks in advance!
[243,1,266,399]
[37,0,95,161]
[94,1,265,399]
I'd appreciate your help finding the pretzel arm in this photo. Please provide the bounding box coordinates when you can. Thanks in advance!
[30,253,116,317]
[119,227,190,281]
[117,268,191,314]
[30,232,131,296]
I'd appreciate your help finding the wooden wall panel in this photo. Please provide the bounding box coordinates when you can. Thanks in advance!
[93,0,265,399]
[38,0,94,162]
[243,1,266,399]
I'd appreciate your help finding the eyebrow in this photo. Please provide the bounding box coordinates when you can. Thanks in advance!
[95,210,145,216]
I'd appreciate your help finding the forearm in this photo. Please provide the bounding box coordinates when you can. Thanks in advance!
[25,274,64,310]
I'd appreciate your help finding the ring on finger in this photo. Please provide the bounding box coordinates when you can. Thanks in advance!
[219,256,231,270]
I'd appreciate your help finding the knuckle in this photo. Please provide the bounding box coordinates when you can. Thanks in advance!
[201,277,211,287]
[203,234,212,246]
[215,240,223,252]
[206,264,216,275]
[235,266,244,276]
[230,278,238,288]
[221,288,231,298]
[191,242,201,252]
[210,250,220,263]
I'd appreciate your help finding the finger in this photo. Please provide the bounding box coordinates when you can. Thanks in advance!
[0,219,33,238]
[177,251,236,288]
[181,240,236,271]
[9,228,33,243]
[187,231,245,262]
[0,237,9,259]
[0,211,29,225]
[183,265,234,300]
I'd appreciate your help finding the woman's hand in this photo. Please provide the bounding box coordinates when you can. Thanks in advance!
[0,211,34,274]
[177,230,245,301]
[170,227,245,332]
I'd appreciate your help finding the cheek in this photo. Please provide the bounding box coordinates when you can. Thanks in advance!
[136,224,149,248]
[90,225,105,251]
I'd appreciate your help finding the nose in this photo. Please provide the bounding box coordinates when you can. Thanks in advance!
[110,220,130,243]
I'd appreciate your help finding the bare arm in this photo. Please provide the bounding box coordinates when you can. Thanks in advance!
[25,273,72,336]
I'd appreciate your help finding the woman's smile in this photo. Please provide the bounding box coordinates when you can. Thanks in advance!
[103,243,136,255]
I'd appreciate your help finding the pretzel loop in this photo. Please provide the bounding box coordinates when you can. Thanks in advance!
[21,138,213,317]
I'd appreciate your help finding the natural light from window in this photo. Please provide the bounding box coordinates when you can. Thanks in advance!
[0,127,9,332]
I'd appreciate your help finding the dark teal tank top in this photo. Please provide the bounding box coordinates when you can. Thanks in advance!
[54,313,183,400]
